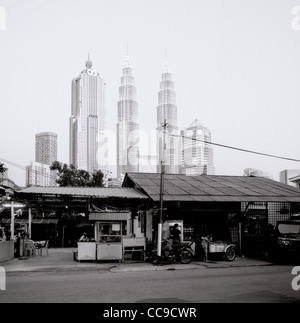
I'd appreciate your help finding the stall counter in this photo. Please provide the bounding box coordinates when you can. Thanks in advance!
[77,242,97,261]
[0,241,14,262]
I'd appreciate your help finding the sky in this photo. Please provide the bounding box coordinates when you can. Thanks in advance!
[1,0,300,187]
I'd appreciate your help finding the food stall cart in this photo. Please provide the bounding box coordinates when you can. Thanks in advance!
[96,222,123,262]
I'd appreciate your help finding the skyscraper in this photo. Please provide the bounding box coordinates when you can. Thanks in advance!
[156,62,180,174]
[26,132,58,187]
[117,54,139,181]
[35,132,57,165]
[69,56,106,173]
[26,162,55,187]
[181,119,215,176]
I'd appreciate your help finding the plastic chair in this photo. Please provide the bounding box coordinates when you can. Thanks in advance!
[39,240,49,256]
[25,241,37,257]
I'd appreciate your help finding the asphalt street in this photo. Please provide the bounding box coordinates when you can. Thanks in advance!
[1,264,299,303]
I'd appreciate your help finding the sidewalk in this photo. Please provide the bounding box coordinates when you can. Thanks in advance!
[0,248,275,274]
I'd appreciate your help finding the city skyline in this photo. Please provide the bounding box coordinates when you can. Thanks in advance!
[1,0,300,186]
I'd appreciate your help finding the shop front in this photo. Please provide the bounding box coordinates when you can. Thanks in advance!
[123,172,300,257]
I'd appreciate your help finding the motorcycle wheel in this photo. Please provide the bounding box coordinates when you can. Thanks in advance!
[225,246,236,261]
[180,249,193,264]
[150,254,161,265]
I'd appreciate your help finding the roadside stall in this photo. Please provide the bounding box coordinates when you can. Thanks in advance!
[75,212,130,262]
[0,227,14,262]
[75,211,148,262]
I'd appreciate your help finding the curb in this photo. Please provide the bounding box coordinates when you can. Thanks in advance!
[2,259,275,274]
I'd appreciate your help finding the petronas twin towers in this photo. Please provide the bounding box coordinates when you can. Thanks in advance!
[70,53,214,182]
[116,55,182,180]
[117,55,139,180]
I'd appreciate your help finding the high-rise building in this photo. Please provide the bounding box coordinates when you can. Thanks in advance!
[25,132,58,187]
[117,54,139,181]
[156,63,180,174]
[35,132,57,165]
[69,56,106,173]
[280,169,300,187]
[26,162,56,187]
[181,119,215,176]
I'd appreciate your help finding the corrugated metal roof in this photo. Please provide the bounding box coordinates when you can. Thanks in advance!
[1,219,59,224]
[123,173,300,203]
[17,187,148,199]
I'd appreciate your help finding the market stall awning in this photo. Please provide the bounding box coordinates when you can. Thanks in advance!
[1,218,59,224]
[89,212,130,221]
[13,187,149,213]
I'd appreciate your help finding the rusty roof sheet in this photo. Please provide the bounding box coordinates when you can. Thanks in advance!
[123,173,300,203]
[17,187,148,199]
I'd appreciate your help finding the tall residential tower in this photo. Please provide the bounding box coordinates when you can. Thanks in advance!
[35,132,57,165]
[26,132,58,187]
[117,54,139,181]
[156,63,180,174]
[181,119,215,176]
[69,56,106,173]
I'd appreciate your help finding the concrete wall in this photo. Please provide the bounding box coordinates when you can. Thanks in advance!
[0,241,14,262]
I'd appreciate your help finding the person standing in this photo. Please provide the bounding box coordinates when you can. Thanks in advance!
[170,224,181,245]
[201,236,209,262]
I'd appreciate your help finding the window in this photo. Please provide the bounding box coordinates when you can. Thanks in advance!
[98,222,122,243]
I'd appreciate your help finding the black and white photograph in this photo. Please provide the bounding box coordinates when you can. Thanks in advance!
[0,0,300,307]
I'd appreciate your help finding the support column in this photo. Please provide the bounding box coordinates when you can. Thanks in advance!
[28,207,32,239]
[10,201,15,241]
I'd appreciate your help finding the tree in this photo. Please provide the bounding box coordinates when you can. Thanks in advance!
[50,161,105,187]
[0,163,7,175]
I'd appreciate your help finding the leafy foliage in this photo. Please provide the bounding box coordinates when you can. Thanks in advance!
[50,161,108,187]
[0,163,7,175]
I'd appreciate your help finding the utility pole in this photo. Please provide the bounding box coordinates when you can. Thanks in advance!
[157,119,167,257]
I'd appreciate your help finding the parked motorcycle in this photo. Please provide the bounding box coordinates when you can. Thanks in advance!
[145,239,194,264]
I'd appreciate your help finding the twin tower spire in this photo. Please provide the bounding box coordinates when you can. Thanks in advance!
[117,48,178,180]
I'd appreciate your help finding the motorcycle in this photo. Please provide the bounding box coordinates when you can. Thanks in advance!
[145,238,194,265]
[200,234,237,262]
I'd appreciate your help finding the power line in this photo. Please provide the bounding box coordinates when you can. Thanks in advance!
[1,131,300,183]
[0,157,56,183]
[170,134,300,163]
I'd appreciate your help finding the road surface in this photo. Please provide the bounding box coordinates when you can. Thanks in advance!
[0,265,299,303]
